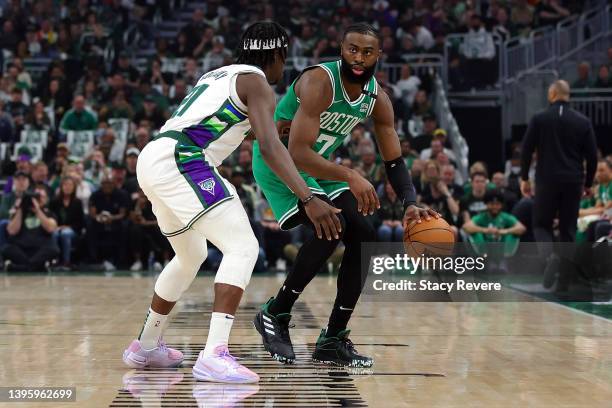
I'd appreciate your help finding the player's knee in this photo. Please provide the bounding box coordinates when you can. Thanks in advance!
[215,234,259,290]
[355,216,376,242]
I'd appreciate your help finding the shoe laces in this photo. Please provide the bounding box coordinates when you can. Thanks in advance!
[339,337,357,354]
[218,348,241,368]
[157,339,169,353]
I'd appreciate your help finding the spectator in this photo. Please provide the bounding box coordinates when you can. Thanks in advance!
[392,64,421,106]
[377,181,406,242]
[400,138,419,169]
[410,113,437,152]
[408,19,435,50]
[355,142,383,187]
[491,171,519,212]
[511,0,535,33]
[128,189,171,271]
[0,171,30,249]
[204,35,232,71]
[536,0,570,27]
[255,196,291,271]
[181,9,207,50]
[124,147,140,195]
[460,171,489,227]
[461,14,496,88]
[87,175,129,270]
[594,65,611,89]
[420,134,457,162]
[441,164,465,198]
[411,90,433,119]
[573,61,592,89]
[493,7,514,42]
[133,95,166,130]
[6,87,28,132]
[3,184,59,271]
[59,95,97,132]
[462,189,526,265]
[111,52,141,89]
[0,99,16,143]
[49,176,85,269]
[192,26,215,59]
[30,161,52,196]
[420,161,460,228]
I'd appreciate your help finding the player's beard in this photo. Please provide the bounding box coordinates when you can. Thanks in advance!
[340,55,377,86]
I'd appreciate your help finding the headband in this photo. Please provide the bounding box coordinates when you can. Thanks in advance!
[243,38,287,50]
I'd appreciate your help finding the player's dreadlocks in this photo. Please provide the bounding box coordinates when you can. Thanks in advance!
[236,21,289,69]
[343,22,381,44]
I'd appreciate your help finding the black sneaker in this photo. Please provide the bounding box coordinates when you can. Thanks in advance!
[253,298,295,364]
[312,329,373,368]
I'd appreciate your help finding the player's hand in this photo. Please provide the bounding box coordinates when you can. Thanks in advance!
[303,197,342,241]
[403,204,439,228]
[520,180,532,198]
[347,170,379,216]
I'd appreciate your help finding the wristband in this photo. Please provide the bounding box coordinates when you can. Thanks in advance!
[301,194,316,205]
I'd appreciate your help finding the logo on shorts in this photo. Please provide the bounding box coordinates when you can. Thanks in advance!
[198,178,216,195]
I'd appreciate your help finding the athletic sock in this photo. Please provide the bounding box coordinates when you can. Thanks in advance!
[203,312,234,357]
[326,304,354,337]
[269,285,302,315]
[138,308,168,350]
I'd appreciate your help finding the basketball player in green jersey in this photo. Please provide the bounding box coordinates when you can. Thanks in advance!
[252,23,438,367]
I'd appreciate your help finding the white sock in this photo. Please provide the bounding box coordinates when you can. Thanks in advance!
[203,312,234,357]
[138,308,168,350]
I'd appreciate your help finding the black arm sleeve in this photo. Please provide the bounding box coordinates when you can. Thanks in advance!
[384,157,417,208]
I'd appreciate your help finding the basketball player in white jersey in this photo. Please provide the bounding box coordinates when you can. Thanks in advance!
[122,22,342,383]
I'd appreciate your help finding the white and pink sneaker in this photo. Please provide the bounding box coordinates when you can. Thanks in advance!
[122,339,183,368]
[192,345,259,383]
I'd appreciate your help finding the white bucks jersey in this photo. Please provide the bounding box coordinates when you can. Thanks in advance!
[160,64,264,166]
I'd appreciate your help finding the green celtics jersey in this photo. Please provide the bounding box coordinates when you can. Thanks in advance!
[274,60,378,159]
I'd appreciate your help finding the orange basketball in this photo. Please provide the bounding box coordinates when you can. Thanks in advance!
[403,217,455,258]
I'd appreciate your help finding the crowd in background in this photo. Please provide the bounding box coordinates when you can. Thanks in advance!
[0,0,607,272]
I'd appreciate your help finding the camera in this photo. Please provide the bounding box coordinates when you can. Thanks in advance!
[20,191,41,212]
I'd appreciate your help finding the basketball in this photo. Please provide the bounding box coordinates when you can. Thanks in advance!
[404,217,455,258]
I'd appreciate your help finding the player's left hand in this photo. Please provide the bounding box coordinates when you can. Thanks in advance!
[403,204,439,228]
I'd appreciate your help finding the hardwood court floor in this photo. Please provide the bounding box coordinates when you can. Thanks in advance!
[1,273,611,407]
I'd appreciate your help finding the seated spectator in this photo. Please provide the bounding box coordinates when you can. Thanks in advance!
[7,87,28,133]
[410,113,437,152]
[355,142,383,188]
[411,90,434,119]
[393,64,421,107]
[460,171,490,227]
[462,189,526,265]
[203,35,232,71]
[460,14,496,88]
[441,164,465,198]
[377,181,405,242]
[493,7,514,42]
[573,61,592,88]
[420,134,457,163]
[0,99,16,143]
[256,196,291,271]
[400,138,419,169]
[419,161,460,229]
[87,175,129,270]
[111,51,140,89]
[511,0,535,34]
[59,95,97,133]
[128,189,172,271]
[578,160,612,242]
[2,184,59,271]
[84,148,109,189]
[462,161,495,198]
[0,171,30,251]
[133,95,167,130]
[491,171,519,212]
[31,161,52,197]
[408,19,435,51]
[594,65,611,89]
[49,177,85,269]
[124,147,140,195]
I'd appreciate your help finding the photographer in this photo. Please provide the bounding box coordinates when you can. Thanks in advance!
[2,184,59,271]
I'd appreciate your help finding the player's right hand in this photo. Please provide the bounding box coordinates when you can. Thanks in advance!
[303,197,342,241]
[348,171,380,216]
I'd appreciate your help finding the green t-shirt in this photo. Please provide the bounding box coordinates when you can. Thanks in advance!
[596,182,611,206]
[472,211,518,230]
